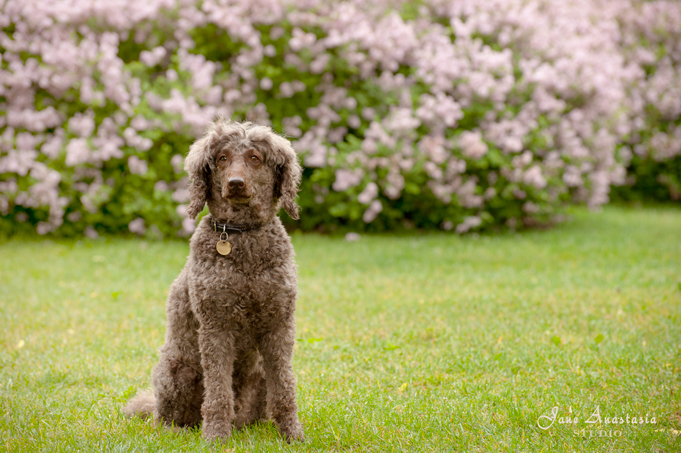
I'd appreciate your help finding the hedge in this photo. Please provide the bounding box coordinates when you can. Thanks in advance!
[0,0,679,236]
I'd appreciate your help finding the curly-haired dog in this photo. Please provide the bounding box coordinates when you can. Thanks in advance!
[123,120,304,443]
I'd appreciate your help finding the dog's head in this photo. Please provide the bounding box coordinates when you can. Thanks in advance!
[184,119,302,225]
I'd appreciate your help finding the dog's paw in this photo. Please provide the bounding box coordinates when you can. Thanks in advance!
[279,420,305,443]
[202,422,232,442]
[286,429,305,443]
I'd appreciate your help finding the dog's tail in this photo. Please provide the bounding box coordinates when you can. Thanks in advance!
[123,390,155,419]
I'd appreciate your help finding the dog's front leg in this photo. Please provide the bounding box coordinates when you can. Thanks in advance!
[260,321,305,443]
[198,325,236,441]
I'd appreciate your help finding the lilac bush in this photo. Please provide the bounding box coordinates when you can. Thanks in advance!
[0,0,679,236]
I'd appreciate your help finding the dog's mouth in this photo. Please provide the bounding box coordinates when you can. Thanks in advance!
[226,194,252,204]
[223,182,255,204]
[224,185,256,204]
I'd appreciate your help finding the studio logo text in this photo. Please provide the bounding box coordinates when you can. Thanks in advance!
[537,405,657,437]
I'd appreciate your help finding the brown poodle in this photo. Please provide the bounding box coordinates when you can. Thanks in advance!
[123,119,304,443]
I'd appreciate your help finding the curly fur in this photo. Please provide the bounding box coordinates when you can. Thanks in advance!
[123,119,304,443]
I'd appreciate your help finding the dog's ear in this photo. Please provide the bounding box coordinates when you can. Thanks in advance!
[184,132,214,219]
[270,135,302,220]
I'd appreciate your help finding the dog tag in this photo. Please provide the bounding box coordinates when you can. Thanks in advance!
[216,240,232,255]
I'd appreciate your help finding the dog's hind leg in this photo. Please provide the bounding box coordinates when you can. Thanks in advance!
[152,355,204,428]
[151,271,204,428]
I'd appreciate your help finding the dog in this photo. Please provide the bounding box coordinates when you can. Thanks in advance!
[123,119,304,443]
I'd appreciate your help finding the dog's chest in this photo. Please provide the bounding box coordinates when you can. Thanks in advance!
[188,224,296,332]
[192,258,295,332]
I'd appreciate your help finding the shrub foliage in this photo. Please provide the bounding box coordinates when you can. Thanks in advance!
[0,0,680,236]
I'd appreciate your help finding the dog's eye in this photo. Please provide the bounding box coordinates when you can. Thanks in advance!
[219,156,227,162]
[250,155,260,162]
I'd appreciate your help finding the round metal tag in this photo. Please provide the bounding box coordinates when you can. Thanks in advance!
[216,240,232,256]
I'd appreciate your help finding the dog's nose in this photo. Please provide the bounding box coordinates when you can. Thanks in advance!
[228,177,245,189]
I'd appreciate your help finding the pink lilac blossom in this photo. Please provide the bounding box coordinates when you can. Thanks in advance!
[171,154,184,173]
[362,199,383,223]
[1,0,680,235]
[84,226,99,238]
[67,110,96,138]
[181,216,196,235]
[0,196,10,215]
[140,46,167,67]
[127,156,148,175]
[357,182,378,204]
[65,139,91,167]
[128,217,146,235]
[332,168,363,192]
[455,216,482,234]
[345,232,361,241]
[459,131,488,160]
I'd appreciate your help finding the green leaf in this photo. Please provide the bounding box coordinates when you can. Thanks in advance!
[405,182,420,195]
[595,334,604,344]
[329,203,348,217]
[551,336,561,346]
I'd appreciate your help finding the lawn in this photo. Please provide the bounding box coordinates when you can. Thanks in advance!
[1,206,680,452]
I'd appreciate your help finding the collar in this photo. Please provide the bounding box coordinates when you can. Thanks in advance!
[210,218,259,234]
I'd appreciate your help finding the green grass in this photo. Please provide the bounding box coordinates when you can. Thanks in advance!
[1,206,680,452]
